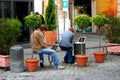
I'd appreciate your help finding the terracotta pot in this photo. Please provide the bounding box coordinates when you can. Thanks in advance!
[25,58,39,72]
[94,51,106,63]
[75,55,88,67]
[45,31,57,45]
[0,55,10,67]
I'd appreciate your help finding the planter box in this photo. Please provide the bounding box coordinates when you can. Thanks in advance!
[106,43,120,53]
[0,55,10,67]
[45,31,57,45]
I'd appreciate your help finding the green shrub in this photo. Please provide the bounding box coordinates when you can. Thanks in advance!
[74,14,91,31]
[0,18,22,55]
[102,16,120,44]
[24,13,42,29]
[92,14,108,29]
[45,0,56,31]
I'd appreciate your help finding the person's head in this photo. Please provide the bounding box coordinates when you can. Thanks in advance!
[39,24,48,32]
[35,12,39,15]
[69,27,74,33]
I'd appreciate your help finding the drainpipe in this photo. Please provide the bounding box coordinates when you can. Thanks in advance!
[28,0,31,14]
[69,0,74,27]
[11,0,14,18]
[1,2,4,19]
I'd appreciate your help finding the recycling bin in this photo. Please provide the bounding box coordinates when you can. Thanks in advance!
[74,36,86,55]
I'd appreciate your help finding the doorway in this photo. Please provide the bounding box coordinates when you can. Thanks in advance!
[74,0,92,32]
[74,0,91,16]
[14,2,30,43]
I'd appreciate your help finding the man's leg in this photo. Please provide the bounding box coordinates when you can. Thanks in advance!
[41,48,64,69]
[67,50,74,63]
[36,50,44,67]
[64,52,68,63]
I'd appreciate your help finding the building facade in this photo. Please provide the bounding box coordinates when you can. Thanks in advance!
[74,0,119,32]
[0,0,120,42]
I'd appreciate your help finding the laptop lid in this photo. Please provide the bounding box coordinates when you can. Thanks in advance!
[51,44,58,51]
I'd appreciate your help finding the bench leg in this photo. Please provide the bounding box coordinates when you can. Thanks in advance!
[48,55,53,66]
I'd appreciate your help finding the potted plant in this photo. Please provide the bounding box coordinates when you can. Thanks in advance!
[105,16,120,43]
[74,14,91,67]
[44,0,57,45]
[24,13,42,72]
[0,18,22,68]
[101,16,120,54]
[92,14,108,63]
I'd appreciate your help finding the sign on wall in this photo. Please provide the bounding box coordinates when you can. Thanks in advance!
[62,0,68,11]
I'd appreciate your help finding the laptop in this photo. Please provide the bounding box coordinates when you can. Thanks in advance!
[51,44,58,51]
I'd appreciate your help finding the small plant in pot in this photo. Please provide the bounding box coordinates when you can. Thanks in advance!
[44,0,57,44]
[92,14,108,63]
[0,18,22,68]
[74,14,91,67]
[24,13,42,72]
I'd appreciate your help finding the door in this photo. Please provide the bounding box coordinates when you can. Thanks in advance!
[14,2,29,43]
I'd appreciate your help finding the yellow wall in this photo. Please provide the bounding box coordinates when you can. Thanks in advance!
[43,0,48,15]
[58,0,62,10]
[96,0,117,16]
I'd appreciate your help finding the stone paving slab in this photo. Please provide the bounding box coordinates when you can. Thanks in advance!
[0,33,120,80]
[0,53,120,80]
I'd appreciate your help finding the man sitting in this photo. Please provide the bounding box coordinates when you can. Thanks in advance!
[59,27,75,64]
[30,24,64,69]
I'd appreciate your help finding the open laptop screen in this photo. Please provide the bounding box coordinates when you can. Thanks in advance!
[51,44,58,51]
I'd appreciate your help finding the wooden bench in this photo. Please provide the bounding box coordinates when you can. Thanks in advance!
[34,44,58,65]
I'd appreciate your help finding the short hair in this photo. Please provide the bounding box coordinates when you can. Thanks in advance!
[35,12,39,15]
[39,24,48,31]
[69,27,74,33]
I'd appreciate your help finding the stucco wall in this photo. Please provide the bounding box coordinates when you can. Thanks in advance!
[117,0,120,17]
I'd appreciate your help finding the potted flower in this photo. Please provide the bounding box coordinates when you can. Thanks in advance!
[74,14,91,67]
[0,18,22,68]
[24,13,42,72]
[92,14,108,63]
[44,0,57,45]
[101,16,120,54]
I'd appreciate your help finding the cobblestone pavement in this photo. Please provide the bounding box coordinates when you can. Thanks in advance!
[0,33,120,80]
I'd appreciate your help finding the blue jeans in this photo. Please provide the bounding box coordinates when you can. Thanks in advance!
[36,48,60,67]
[64,50,74,63]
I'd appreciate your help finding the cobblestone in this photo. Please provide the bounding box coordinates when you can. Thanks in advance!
[0,33,120,80]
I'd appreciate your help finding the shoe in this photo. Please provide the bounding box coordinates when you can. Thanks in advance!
[63,61,68,63]
[64,58,68,63]
[68,61,74,64]
[68,60,75,64]
[40,62,44,68]
[57,65,65,70]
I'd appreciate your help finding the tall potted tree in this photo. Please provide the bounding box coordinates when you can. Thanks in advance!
[74,14,91,67]
[0,18,22,68]
[45,0,57,45]
[92,14,108,63]
[24,13,42,72]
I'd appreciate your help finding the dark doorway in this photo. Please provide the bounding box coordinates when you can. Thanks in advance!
[74,0,91,16]
[14,2,30,43]
[14,2,28,23]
